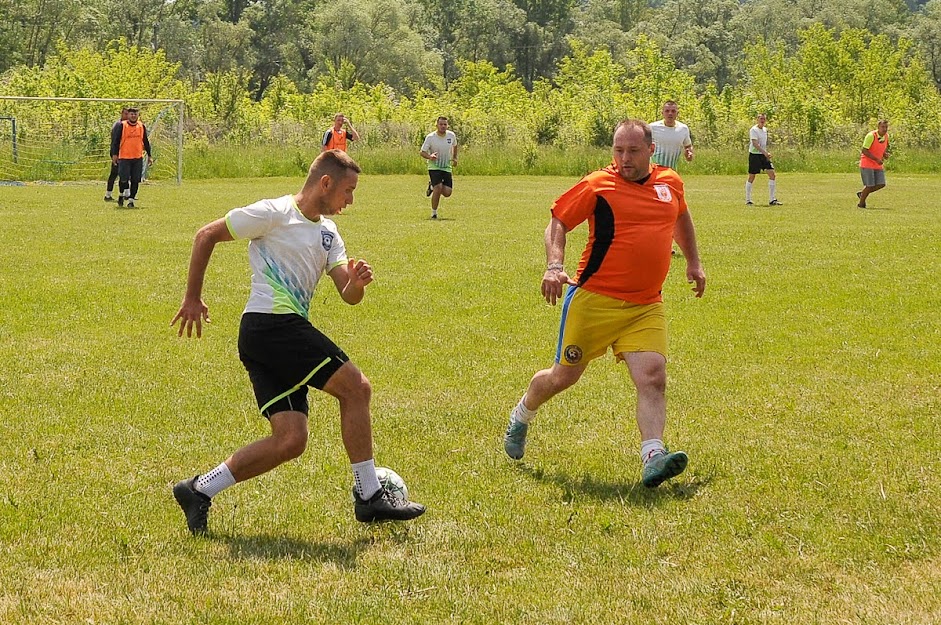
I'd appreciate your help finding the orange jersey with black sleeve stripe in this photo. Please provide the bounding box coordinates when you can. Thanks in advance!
[551,164,688,305]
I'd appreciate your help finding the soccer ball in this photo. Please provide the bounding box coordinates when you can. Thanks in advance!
[352,466,409,501]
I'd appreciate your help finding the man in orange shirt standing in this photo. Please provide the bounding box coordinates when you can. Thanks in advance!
[321,113,360,153]
[110,107,153,208]
[503,119,706,488]
[857,120,890,209]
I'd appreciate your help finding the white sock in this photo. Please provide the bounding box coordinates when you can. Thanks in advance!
[745,181,753,202]
[511,394,537,424]
[768,179,776,201]
[352,459,382,500]
[640,439,665,464]
[195,462,236,498]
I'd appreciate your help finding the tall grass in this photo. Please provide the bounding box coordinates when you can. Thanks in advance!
[1,174,939,623]
[182,143,941,179]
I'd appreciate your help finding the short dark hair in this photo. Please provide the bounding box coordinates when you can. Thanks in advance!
[308,149,362,185]
[614,119,653,145]
[127,107,139,113]
[437,116,448,123]
[663,100,678,107]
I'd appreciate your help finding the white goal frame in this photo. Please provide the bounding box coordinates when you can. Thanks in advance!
[0,96,185,185]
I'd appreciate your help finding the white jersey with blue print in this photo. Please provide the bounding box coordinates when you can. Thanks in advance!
[650,120,692,170]
[225,194,348,318]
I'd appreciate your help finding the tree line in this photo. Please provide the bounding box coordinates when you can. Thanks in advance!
[2,0,941,152]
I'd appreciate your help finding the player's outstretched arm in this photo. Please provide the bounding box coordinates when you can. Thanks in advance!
[171,218,233,338]
[330,258,374,305]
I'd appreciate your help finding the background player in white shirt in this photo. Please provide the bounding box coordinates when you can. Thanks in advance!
[650,100,693,170]
[745,113,782,206]
[420,116,459,219]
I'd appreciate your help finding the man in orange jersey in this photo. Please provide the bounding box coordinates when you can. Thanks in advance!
[857,120,890,209]
[321,113,360,153]
[104,107,128,201]
[503,119,706,488]
[110,107,153,208]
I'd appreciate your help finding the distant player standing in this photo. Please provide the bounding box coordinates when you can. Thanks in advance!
[650,101,693,170]
[103,107,128,201]
[857,120,890,209]
[420,116,458,219]
[110,107,152,208]
[321,113,359,153]
[170,150,425,535]
[745,113,782,206]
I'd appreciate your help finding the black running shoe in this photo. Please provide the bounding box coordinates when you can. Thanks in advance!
[768,199,783,206]
[173,476,212,535]
[104,194,114,202]
[117,194,124,207]
[354,487,425,522]
[426,182,433,197]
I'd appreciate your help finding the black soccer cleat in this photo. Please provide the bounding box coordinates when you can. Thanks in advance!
[425,182,433,197]
[173,476,212,535]
[354,487,425,522]
[117,194,124,207]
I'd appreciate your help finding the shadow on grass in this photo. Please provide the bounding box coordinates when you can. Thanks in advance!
[218,533,370,567]
[515,463,713,506]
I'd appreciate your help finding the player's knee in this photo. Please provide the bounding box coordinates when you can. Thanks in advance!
[330,363,372,404]
[441,187,452,197]
[280,431,308,460]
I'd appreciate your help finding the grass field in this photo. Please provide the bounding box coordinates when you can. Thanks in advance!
[1,173,939,624]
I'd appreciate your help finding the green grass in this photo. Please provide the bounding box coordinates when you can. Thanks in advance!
[1,173,939,623]
[179,144,941,179]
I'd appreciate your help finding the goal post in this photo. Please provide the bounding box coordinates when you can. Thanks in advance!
[0,96,184,185]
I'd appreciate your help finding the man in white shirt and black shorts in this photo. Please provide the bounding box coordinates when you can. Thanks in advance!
[745,113,782,206]
[170,149,425,535]
[420,116,459,219]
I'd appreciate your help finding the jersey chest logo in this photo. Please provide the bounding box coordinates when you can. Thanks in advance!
[321,231,334,251]
[654,184,673,203]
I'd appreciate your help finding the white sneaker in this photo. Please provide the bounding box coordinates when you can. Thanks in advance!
[127,198,136,208]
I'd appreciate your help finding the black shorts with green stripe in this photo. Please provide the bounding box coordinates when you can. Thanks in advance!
[238,312,349,418]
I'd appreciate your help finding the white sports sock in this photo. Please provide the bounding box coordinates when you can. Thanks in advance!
[768,179,777,201]
[640,439,665,464]
[745,181,753,202]
[352,459,382,500]
[511,394,537,424]
[195,462,236,498]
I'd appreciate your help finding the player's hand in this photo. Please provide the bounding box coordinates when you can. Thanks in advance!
[112,156,118,165]
[147,157,154,166]
[171,298,210,338]
[347,258,373,288]
[687,262,706,298]
[541,269,576,306]
[429,152,438,161]
[685,148,694,162]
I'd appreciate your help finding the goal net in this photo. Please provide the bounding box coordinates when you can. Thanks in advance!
[0,96,184,185]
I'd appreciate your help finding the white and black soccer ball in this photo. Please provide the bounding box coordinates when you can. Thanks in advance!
[352,466,409,501]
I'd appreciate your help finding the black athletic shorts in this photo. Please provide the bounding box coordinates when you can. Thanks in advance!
[429,169,453,189]
[238,312,349,418]
[748,153,774,174]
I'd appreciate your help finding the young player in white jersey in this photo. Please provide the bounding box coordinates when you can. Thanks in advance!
[170,149,425,535]
[420,116,459,219]
[650,101,693,170]
[745,113,782,206]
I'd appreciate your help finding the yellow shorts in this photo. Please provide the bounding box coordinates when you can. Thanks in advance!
[555,286,667,365]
